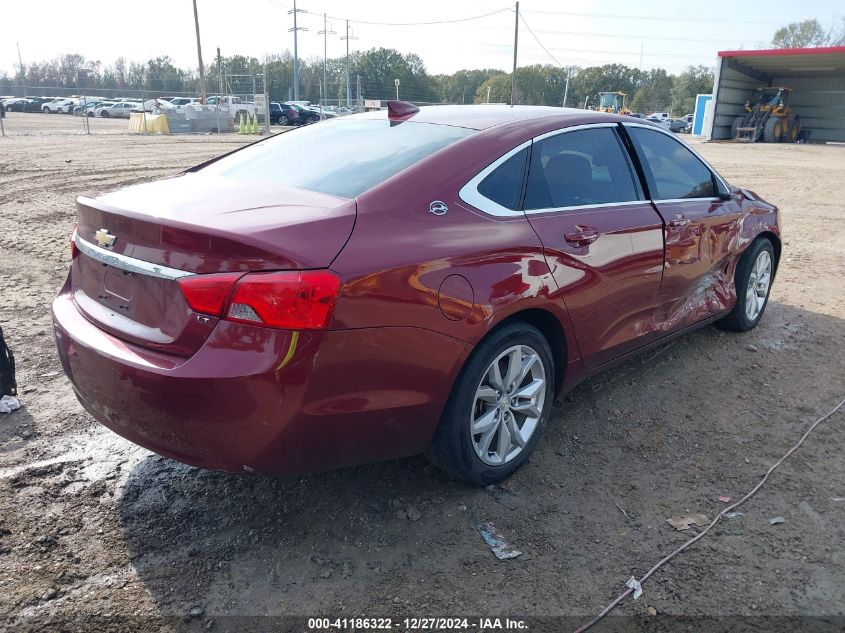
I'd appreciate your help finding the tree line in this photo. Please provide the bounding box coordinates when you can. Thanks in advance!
[1,19,838,115]
[0,50,713,115]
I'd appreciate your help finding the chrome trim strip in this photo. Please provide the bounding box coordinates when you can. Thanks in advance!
[74,234,195,280]
[652,197,721,204]
[621,121,732,192]
[524,200,652,215]
[531,121,618,143]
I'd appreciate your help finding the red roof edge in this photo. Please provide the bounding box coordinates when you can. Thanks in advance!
[718,46,845,58]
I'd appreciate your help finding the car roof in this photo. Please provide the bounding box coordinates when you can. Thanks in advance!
[353,104,632,131]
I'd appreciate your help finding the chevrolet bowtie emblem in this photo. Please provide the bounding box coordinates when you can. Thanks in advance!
[95,228,117,249]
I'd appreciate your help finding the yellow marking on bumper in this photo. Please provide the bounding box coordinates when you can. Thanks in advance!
[276,331,300,371]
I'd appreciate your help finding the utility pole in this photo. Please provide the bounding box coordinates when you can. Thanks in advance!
[17,42,26,97]
[511,1,519,107]
[318,13,336,112]
[356,75,362,110]
[192,0,207,102]
[216,48,223,133]
[563,67,570,108]
[217,48,223,94]
[76,69,91,135]
[340,21,357,107]
[263,63,270,134]
[288,1,307,101]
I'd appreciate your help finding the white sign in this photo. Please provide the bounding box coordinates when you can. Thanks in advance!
[254,94,267,114]
[394,79,400,86]
[364,99,381,109]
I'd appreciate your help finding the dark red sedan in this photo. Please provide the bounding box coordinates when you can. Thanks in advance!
[53,103,780,485]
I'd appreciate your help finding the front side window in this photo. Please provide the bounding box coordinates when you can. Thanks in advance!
[628,126,717,200]
[199,119,473,199]
[524,127,640,210]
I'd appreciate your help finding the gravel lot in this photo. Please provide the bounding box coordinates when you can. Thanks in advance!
[1,112,844,632]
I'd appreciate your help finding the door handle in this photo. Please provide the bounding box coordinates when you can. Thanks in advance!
[669,213,689,227]
[564,226,600,248]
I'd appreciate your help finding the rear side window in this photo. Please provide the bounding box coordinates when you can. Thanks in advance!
[628,127,716,200]
[477,148,528,210]
[200,120,473,198]
[524,127,640,210]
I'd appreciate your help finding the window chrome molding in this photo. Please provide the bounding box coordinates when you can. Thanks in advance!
[621,121,732,193]
[74,234,195,280]
[531,121,618,143]
[652,197,721,204]
[459,122,638,218]
[525,200,652,215]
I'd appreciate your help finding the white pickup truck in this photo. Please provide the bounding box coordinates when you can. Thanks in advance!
[649,112,672,123]
[207,96,255,123]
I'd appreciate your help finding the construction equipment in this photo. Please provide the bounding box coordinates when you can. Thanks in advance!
[731,87,800,143]
[595,91,631,115]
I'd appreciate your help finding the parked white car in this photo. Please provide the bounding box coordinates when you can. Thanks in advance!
[168,97,199,107]
[95,102,138,118]
[42,98,74,114]
[649,112,672,122]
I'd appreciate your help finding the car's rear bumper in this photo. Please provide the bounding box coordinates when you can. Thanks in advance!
[53,281,471,474]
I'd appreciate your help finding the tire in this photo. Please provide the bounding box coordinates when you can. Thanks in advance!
[426,322,555,486]
[730,116,744,139]
[763,117,783,143]
[42,107,50,114]
[100,110,109,118]
[716,238,775,332]
[279,115,288,126]
[787,116,800,142]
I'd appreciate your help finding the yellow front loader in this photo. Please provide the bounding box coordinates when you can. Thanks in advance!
[596,91,631,115]
[731,87,800,143]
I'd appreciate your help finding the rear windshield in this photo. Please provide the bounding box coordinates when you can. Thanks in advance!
[200,119,474,198]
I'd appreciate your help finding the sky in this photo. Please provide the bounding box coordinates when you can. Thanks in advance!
[2,0,842,77]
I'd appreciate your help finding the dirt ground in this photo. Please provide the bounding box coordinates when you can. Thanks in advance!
[0,112,844,632]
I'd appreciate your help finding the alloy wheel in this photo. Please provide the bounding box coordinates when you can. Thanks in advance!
[470,345,546,466]
[745,249,772,321]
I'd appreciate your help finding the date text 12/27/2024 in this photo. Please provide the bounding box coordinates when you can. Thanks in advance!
[307,618,528,630]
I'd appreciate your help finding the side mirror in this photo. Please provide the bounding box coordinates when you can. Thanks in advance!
[718,190,733,202]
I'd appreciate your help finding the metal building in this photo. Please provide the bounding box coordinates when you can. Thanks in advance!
[707,46,845,143]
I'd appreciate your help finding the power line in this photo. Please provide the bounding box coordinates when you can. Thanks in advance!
[525,8,782,26]
[519,12,566,69]
[262,0,512,27]
[538,46,717,61]
[308,6,512,26]
[478,21,747,43]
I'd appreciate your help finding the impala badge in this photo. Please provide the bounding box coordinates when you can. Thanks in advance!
[95,228,117,249]
[429,200,448,216]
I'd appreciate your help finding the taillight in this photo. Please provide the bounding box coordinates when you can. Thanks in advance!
[178,270,341,330]
[227,271,341,330]
[177,273,242,316]
[70,224,79,259]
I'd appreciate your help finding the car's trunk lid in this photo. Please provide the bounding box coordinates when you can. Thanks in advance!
[71,172,355,356]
